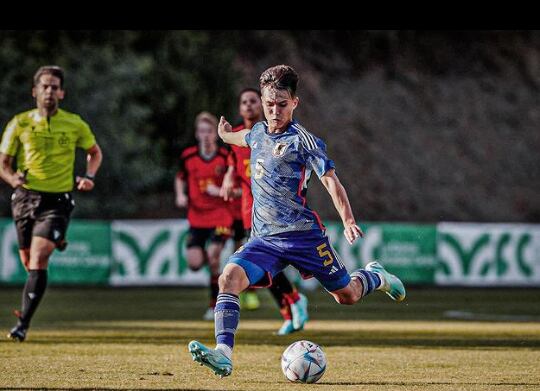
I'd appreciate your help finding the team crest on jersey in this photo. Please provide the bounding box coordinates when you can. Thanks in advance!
[272,142,289,157]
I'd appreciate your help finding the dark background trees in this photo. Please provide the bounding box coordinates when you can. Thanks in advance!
[0,30,538,222]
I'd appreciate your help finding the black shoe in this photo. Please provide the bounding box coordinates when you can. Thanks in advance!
[57,239,68,251]
[7,324,27,342]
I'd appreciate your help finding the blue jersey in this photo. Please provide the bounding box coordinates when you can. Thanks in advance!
[245,119,335,237]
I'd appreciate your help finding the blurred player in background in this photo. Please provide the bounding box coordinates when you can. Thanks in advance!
[0,65,103,341]
[221,88,309,335]
[175,112,232,320]
[189,65,406,377]
[221,147,258,310]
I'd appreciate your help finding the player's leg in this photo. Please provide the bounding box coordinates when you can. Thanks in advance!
[206,227,229,321]
[8,188,40,341]
[287,231,405,306]
[233,223,260,311]
[185,228,214,318]
[9,246,32,341]
[189,236,283,377]
[268,272,309,335]
[188,262,251,377]
[185,228,207,271]
[20,236,55,318]
[329,261,406,305]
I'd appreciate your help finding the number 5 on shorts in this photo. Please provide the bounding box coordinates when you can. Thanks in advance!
[317,243,334,266]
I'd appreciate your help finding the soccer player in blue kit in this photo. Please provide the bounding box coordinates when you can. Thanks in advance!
[188,64,406,378]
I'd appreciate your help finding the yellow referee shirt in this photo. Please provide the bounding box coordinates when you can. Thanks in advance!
[0,108,96,192]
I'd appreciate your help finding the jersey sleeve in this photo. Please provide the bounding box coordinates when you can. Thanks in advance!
[244,122,262,147]
[75,117,97,150]
[304,136,335,178]
[0,117,20,156]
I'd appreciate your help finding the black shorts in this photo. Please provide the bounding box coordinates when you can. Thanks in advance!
[11,187,75,250]
[186,226,231,249]
[232,219,247,242]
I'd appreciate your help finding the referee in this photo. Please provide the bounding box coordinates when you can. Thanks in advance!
[0,65,103,341]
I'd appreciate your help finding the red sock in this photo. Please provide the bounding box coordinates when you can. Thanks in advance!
[283,290,300,306]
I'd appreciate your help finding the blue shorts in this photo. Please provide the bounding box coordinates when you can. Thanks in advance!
[229,230,351,292]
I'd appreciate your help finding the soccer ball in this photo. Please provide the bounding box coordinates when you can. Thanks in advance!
[281,340,327,383]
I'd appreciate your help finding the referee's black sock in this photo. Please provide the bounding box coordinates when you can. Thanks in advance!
[19,269,48,328]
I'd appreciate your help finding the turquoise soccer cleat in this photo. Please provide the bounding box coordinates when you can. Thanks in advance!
[365,261,406,302]
[188,340,233,378]
[290,293,309,330]
[276,319,296,335]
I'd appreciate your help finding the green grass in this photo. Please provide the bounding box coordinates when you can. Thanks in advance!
[1,287,540,390]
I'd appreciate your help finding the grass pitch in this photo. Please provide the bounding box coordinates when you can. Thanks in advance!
[1,286,539,390]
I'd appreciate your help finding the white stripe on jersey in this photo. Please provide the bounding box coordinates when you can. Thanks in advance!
[292,124,317,150]
[301,169,312,190]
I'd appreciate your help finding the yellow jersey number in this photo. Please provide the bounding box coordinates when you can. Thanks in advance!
[243,159,251,178]
[317,243,334,266]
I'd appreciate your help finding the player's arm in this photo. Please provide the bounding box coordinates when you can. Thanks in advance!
[220,165,236,201]
[76,143,103,191]
[320,168,364,244]
[174,173,188,208]
[0,153,25,188]
[218,116,249,147]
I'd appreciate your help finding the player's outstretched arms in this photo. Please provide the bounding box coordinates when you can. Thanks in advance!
[320,169,364,244]
[218,116,249,147]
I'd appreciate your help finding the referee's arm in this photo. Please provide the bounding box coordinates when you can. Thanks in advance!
[76,144,102,191]
[0,153,25,188]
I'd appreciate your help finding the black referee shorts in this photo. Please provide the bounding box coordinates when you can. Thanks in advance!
[11,187,75,250]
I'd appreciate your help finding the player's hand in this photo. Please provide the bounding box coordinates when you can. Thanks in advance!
[218,116,232,140]
[76,176,95,191]
[176,194,188,208]
[220,173,235,201]
[343,223,363,244]
[10,172,26,188]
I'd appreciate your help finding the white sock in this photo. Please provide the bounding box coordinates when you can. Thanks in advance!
[216,343,232,359]
[375,272,386,290]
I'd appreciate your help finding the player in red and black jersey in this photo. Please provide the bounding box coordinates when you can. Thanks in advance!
[220,89,309,335]
[175,112,232,320]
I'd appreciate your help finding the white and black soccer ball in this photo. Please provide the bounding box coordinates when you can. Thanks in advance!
[281,340,327,383]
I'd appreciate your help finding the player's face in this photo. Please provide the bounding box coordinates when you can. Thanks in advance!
[195,121,218,147]
[239,91,262,121]
[32,74,64,111]
[261,87,298,132]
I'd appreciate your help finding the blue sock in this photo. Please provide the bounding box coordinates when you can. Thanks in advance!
[350,269,381,298]
[214,293,240,351]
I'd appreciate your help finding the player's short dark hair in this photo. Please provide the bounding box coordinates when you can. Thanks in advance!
[238,88,261,104]
[259,65,299,97]
[33,65,65,88]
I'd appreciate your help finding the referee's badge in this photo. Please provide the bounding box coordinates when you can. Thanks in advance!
[272,142,289,157]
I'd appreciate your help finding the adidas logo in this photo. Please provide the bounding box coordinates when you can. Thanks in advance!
[329,266,339,275]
